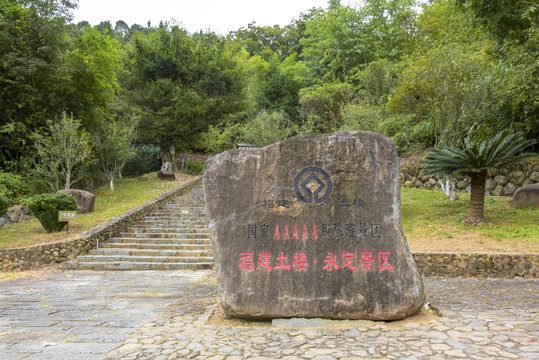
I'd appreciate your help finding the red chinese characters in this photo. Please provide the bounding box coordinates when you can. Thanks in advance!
[238,251,395,273]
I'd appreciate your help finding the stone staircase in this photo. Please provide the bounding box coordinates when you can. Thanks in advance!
[63,184,213,270]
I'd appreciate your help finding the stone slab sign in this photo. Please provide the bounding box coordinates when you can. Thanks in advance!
[204,131,424,320]
[512,184,539,208]
[58,189,95,214]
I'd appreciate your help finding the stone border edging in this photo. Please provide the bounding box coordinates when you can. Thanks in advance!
[0,176,203,272]
[413,252,538,278]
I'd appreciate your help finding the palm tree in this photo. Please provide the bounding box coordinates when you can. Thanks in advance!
[424,130,537,222]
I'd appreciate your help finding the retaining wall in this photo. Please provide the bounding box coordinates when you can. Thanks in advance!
[0,176,202,272]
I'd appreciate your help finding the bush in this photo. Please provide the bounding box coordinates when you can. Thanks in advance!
[26,193,77,233]
[181,159,205,176]
[123,144,162,177]
[0,193,9,217]
[0,172,31,203]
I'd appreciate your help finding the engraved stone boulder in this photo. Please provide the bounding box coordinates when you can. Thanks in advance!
[512,184,539,208]
[204,131,424,320]
[58,189,95,214]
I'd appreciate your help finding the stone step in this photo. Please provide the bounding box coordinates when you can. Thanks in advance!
[126,221,208,232]
[107,238,211,245]
[116,233,210,239]
[100,243,211,251]
[63,182,213,271]
[63,261,213,271]
[76,255,213,264]
[130,228,207,233]
[90,248,213,257]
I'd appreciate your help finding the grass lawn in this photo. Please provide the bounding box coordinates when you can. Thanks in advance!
[402,187,538,253]
[0,172,194,250]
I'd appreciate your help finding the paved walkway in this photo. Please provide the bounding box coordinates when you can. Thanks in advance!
[0,270,537,360]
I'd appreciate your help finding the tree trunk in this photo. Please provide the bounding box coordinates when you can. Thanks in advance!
[160,145,177,172]
[469,171,487,221]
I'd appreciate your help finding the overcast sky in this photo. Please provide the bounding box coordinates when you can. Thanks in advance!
[71,0,336,34]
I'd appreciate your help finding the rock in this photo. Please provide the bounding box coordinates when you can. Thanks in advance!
[503,182,516,196]
[485,178,496,192]
[493,185,504,196]
[456,180,468,190]
[509,171,526,187]
[523,179,535,186]
[494,175,508,185]
[512,184,539,208]
[7,205,32,223]
[204,131,425,321]
[428,178,437,186]
[414,180,423,188]
[404,181,413,188]
[530,171,539,182]
[58,189,95,214]
[158,171,176,180]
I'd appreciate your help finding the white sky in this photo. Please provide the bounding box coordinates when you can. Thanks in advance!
[71,0,334,35]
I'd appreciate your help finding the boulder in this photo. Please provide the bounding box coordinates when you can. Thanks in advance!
[494,175,508,185]
[485,178,496,192]
[157,171,176,180]
[204,131,424,321]
[512,184,539,208]
[58,189,95,214]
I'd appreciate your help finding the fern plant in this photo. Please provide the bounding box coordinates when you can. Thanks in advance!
[424,130,537,221]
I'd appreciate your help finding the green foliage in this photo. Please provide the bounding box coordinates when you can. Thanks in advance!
[123,144,162,177]
[203,123,244,154]
[241,111,293,147]
[339,102,382,133]
[122,27,247,168]
[0,172,30,203]
[299,82,355,134]
[26,193,77,233]
[181,159,205,176]
[389,43,492,148]
[424,130,537,177]
[33,113,92,192]
[0,193,10,217]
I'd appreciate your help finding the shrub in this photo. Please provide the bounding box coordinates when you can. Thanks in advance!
[0,193,9,217]
[123,144,162,177]
[181,159,205,176]
[26,193,77,233]
[0,172,31,203]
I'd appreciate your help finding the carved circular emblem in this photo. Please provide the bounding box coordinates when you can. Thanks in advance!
[294,167,333,204]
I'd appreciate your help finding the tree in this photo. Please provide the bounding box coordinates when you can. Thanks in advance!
[34,113,92,192]
[0,0,76,168]
[122,27,246,169]
[93,121,135,191]
[423,130,537,222]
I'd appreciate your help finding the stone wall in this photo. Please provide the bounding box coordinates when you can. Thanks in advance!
[0,176,202,272]
[413,252,538,278]
[401,157,539,196]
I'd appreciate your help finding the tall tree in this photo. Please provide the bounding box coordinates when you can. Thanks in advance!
[122,27,246,169]
[0,0,77,168]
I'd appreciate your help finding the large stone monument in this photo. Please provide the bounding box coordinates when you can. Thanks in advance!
[204,131,424,320]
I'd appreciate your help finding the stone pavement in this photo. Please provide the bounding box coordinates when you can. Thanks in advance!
[0,270,537,360]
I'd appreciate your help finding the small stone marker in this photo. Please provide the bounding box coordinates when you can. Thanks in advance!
[512,184,539,208]
[204,131,424,320]
[58,189,95,214]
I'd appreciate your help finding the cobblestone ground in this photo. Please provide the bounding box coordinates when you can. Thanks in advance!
[0,270,537,360]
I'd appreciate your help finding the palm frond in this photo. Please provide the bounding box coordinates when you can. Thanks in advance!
[424,130,537,177]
